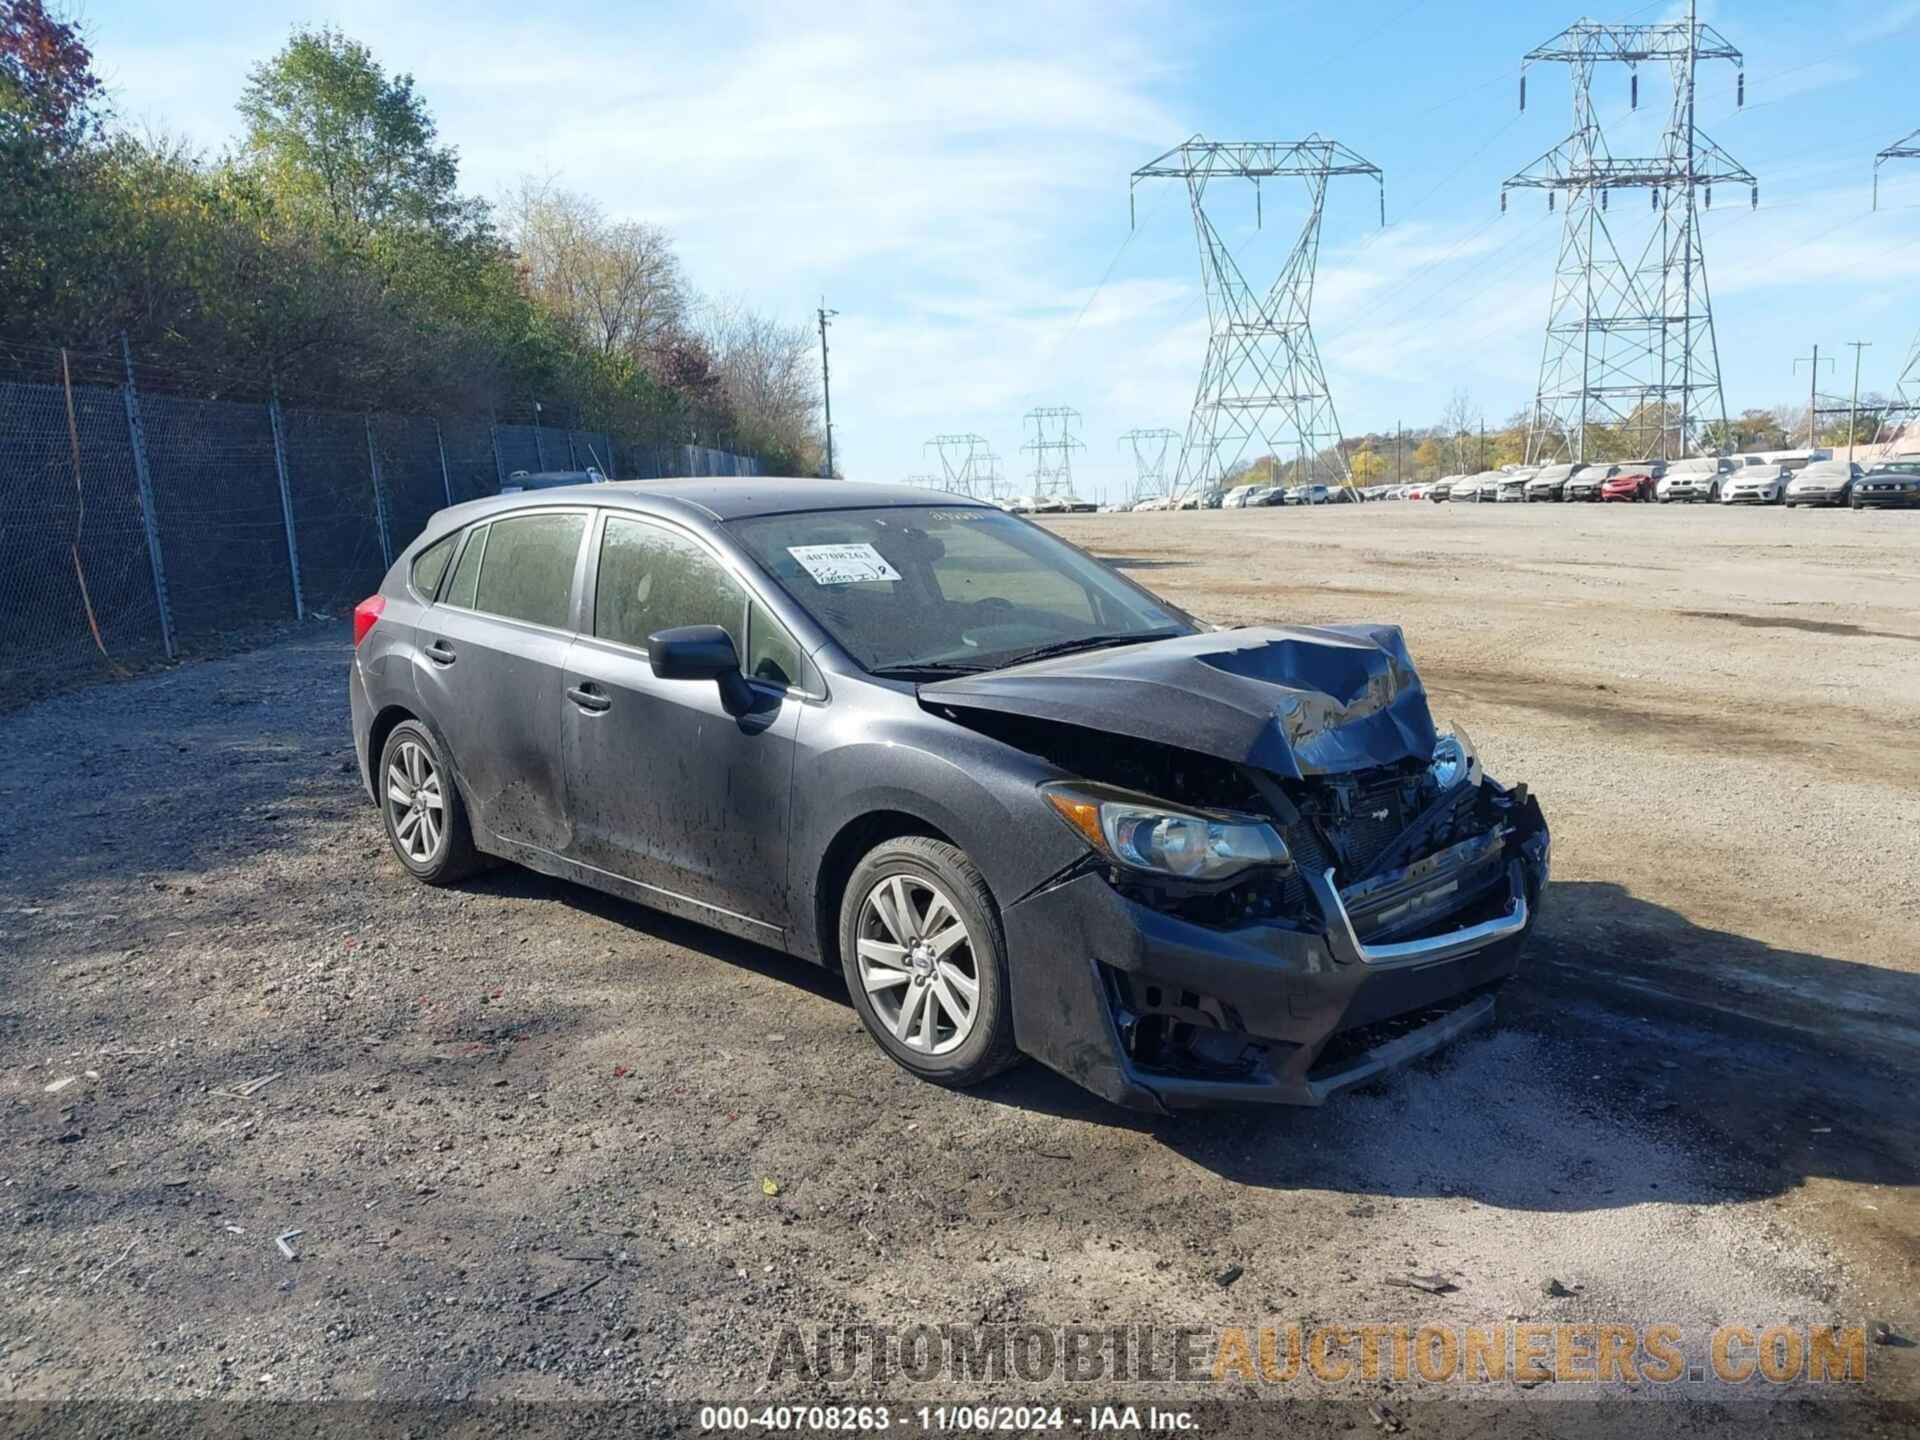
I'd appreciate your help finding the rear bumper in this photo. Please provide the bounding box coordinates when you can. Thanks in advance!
[1003,796,1550,1111]
[348,656,376,802]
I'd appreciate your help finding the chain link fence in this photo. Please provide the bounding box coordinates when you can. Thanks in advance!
[0,345,769,700]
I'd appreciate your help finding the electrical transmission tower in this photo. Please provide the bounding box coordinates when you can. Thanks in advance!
[901,473,945,491]
[1874,129,1920,446]
[925,434,993,498]
[1117,427,1179,503]
[1131,136,1383,499]
[1505,0,1754,464]
[1021,407,1086,498]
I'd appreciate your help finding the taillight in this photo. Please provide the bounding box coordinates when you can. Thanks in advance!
[353,595,386,647]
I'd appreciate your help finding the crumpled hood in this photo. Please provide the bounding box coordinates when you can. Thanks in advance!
[918,624,1439,781]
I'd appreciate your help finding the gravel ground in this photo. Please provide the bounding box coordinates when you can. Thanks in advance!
[1,501,1914,1433]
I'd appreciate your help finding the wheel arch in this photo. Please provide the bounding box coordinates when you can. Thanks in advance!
[365,704,418,792]
[812,809,963,971]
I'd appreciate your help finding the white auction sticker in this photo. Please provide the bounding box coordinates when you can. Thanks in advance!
[787,543,902,585]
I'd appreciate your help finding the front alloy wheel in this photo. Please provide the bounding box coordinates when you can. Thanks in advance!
[838,836,1020,1088]
[855,875,979,1055]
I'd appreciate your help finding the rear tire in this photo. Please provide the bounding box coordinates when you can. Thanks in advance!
[379,720,482,885]
[839,837,1021,1089]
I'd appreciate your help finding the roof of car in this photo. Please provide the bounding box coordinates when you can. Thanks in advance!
[430,477,991,533]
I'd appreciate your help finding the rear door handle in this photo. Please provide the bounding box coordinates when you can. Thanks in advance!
[424,640,456,665]
[566,683,612,714]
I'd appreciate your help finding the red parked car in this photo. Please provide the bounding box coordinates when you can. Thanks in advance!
[1599,463,1663,502]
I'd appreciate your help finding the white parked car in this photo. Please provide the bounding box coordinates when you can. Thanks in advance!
[1658,457,1731,503]
[1720,465,1789,505]
[1495,470,1533,502]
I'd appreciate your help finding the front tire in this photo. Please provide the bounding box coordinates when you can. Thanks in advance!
[379,720,481,885]
[839,837,1020,1089]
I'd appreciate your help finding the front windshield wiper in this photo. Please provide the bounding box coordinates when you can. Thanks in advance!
[987,629,1187,670]
[869,660,997,680]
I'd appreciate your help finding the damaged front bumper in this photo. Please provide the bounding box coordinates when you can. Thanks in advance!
[1003,789,1549,1112]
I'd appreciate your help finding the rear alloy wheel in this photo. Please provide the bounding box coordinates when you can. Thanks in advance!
[839,837,1019,1088]
[379,720,481,884]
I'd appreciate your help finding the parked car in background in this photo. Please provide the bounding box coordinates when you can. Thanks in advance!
[1456,472,1498,502]
[1565,467,1606,501]
[1658,457,1730,503]
[1326,484,1359,503]
[1783,460,1857,508]
[1720,464,1789,505]
[1405,484,1428,501]
[502,468,607,494]
[1524,463,1585,502]
[1495,471,1533,503]
[1852,462,1920,509]
[1597,462,1664,503]
[350,479,1551,1110]
[1428,476,1458,502]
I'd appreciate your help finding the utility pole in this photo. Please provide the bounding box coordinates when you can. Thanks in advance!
[1505,0,1753,463]
[1131,136,1384,500]
[817,301,838,479]
[1021,407,1086,499]
[1118,428,1180,504]
[1845,341,1871,463]
[1794,345,1832,449]
[1395,423,1402,483]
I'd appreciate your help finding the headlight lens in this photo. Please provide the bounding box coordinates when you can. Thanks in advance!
[1042,782,1292,882]
[1429,728,1483,790]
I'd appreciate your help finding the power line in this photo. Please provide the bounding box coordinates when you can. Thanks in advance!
[1131,135,1385,495]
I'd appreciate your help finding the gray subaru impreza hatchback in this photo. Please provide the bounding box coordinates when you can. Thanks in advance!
[349,478,1549,1112]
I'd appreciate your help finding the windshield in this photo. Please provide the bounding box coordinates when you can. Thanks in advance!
[728,505,1193,674]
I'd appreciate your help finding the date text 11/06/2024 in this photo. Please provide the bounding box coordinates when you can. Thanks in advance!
[698,1405,1196,1432]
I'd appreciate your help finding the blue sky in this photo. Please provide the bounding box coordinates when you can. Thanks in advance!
[83,0,1920,498]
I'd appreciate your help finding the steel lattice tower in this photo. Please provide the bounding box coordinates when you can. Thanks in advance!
[1131,136,1383,498]
[1021,407,1085,498]
[1505,1,1754,464]
[1117,427,1179,503]
[925,434,993,498]
[1874,129,1920,447]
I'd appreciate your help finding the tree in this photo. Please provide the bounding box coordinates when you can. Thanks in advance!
[703,300,824,474]
[1439,388,1480,474]
[0,0,100,145]
[506,179,687,361]
[1349,448,1387,483]
[237,26,471,235]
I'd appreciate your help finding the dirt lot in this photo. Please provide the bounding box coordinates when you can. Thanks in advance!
[2,501,1916,1433]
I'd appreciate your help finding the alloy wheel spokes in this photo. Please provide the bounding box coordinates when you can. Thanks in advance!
[388,741,443,863]
[855,873,980,1056]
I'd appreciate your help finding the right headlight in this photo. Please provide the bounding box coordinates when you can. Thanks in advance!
[1042,782,1292,883]
[1429,728,1484,790]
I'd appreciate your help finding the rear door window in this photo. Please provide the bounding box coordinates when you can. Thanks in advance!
[471,512,587,629]
[444,524,487,610]
[410,535,457,598]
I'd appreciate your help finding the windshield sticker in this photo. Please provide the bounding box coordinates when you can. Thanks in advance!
[787,543,902,586]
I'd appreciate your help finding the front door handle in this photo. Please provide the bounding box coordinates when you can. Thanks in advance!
[424,640,456,665]
[566,683,612,714]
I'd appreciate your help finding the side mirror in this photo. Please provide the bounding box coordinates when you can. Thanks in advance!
[648,624,752,716]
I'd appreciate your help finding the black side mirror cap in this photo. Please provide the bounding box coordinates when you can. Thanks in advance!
[647,625,752,716]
